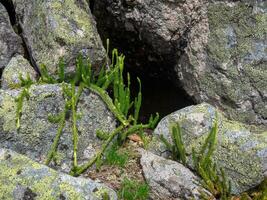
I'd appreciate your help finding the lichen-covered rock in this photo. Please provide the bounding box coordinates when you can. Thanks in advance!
[12,0,106,76]
[0,148,117,200]
[150,103,267,194]
[94,0,267,128]
[140,149,212,200]
[1,55,37,89]
[0,3,24,70]
[0,84,116,173]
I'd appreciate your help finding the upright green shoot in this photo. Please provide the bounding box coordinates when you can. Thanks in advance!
[134,77,142,125]
[192,115,231,199]
[160,123,186,165]
[15,88,30,130]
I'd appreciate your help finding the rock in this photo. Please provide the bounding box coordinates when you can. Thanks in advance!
[0,84,116,173]
[0,3,24,70]
[94,0,267,128]
[12,0,106,76]
[1,55,37,89]
[140,149,212,200]
[149,103,267,194]
[0,148,117,200]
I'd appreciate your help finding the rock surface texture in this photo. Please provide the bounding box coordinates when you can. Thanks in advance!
[1,55,37,89]
[12,0,106,75]
[0,84,116,172]
[94,0,267,128]
[150,103,267,194]
[140,149,211,200]
[0,148,117,200]
[0,3,24,70]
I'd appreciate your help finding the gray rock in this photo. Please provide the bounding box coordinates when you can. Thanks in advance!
[0,148,117,200]
[149,103,267,194]
[0,3,24,70]
[12,0,106,76]
[94,0,267,128]
[140,149,212,200]
[1,55,37,89]
[0,84,116,173]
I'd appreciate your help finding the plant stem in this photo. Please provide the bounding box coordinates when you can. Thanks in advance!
[45,110,66,165]
[89,84,128,126]
[70,124,126,176]
[71,84,84,171]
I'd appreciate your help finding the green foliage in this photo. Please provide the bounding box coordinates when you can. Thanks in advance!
[19,73,33,88]
[118,178,150,200]
[160,116,231,199]
[96,130,110,140]
[192,117,231,199]
[39,64,56,84]
[160,123,186,165]
[15,88,30,130]
[104,143,129,168]
[45,109,66,165]
[134,78,142,125]
[36,44,159,176]
[15,73,35,130]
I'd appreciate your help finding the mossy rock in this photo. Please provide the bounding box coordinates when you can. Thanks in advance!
[0,84,116,173]
[150,103,267,194]
[1,55,37,89]
[0,148,117,200]
[12,0,106,76]
[93,0,267,127]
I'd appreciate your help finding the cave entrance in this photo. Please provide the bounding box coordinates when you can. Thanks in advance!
[128,69,195,123]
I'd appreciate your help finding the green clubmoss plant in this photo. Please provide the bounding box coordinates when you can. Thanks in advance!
[192,117,231,199]
[37,44,159,177]
[160,123,186,165]
[15,88,30,130]
[15,73,34,130]
[160,115,231,199]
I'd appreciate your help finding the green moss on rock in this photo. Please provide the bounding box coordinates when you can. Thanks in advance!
[151,103,267,194]
[0,148,117,200]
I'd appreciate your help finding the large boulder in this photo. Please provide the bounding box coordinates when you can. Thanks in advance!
[13,0,106,75]
[140,149,212,200]
[1,55,37,89]
[94,0,267,128]
[150,103,267,194]
[0,84,116,173]
[0,3,24,70]
[0,148,117,199]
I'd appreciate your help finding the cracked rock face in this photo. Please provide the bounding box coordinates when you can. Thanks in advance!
[0,148,117,199]
[0,3,24,70]
[94,0,267,128]
[150,103,267,194]
[0,84,116,173]
[12,0,106,76]
[140,149,212,200]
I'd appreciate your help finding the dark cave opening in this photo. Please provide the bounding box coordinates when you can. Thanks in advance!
[128,69,194,123]
[90,3,195,122]
[90,5,195,123]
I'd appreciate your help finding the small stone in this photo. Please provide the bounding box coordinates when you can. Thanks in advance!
[1,55,37,89]
[140,149,212,200]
